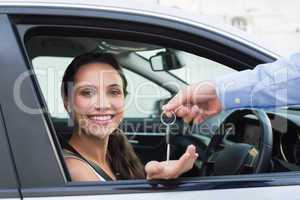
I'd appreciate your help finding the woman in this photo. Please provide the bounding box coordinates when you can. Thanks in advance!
[61,52,198,181]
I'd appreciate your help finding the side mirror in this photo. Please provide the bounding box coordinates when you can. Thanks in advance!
[149,50,183,71]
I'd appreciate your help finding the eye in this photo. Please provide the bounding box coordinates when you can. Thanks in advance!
[80,89,95,97]
[110,88,122,96]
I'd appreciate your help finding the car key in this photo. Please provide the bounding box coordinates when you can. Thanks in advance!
[161,111,176,162]
[166,124,171,162]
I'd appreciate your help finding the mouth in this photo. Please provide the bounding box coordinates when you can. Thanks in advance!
[87,114,115,125]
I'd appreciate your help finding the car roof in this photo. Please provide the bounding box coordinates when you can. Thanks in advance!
[0,0,279,58]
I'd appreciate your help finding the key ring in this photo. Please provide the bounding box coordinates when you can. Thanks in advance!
[160,110,176,126]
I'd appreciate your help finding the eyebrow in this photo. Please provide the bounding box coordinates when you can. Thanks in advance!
[76,85,97,90]
[108,84,122,88]
[77,84,121,90]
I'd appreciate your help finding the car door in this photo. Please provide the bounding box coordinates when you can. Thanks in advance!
[3,2,300,200]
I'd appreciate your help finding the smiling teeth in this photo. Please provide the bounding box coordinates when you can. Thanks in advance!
[90,115,112,121]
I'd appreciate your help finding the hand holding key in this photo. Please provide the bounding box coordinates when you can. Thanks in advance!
[145,111,198,180]
[162,81,222,124]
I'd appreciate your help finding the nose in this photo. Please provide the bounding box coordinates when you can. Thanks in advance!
[95,93,111,111]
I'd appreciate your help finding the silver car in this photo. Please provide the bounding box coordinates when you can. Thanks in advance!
[0,1,299,200]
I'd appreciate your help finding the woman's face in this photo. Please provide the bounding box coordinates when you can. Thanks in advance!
[68,62,125,139]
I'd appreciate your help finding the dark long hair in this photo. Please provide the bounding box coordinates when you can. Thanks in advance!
[61,52,145,179]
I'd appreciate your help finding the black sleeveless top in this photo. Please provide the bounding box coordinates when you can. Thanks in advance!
[63,143,114,181]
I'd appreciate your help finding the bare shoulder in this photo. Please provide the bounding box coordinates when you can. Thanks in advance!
[64,157,100,182]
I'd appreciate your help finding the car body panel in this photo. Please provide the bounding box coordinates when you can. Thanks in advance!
[23,185,300,200]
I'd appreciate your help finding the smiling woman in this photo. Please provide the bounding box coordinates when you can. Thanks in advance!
[61,53,144,181]
[60,52,198,181]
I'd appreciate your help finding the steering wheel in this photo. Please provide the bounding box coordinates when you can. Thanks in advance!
[201,109,273,176]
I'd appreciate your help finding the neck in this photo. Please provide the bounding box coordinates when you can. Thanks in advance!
[69,130,109,165]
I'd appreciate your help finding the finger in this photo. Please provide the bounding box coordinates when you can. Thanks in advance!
[176,106,193,123]
[164,111,173,118]
[164,106,188,119]
[162,93,182,112]
[162,87,192,111]
[186,144,196,154]
[193,114,204,124]
[182,113,191,124]
[183,106,199,124]
[177,145,195,167]
[190,105,200,120]
[175,106,190,118]
[179,145,198,170]
[203,99,222,117]
[204,107,221,116]
[183,115,193,124]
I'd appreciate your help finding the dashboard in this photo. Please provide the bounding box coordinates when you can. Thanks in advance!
[223,111,300,171]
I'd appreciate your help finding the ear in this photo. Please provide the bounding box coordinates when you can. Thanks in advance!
[63,99,71,113]
[64,99,75,127]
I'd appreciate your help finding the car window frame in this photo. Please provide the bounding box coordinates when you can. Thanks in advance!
[0,13,67,190]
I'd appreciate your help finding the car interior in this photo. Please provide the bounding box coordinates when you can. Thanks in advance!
[25,33,300,181]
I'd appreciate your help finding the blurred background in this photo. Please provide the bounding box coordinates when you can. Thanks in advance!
[145,0,300,56]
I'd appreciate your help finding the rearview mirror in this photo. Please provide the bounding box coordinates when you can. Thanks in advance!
[149,50,183,71]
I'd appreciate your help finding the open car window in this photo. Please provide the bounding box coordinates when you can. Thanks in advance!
[25,33,300,186]
[29,37,239,182]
